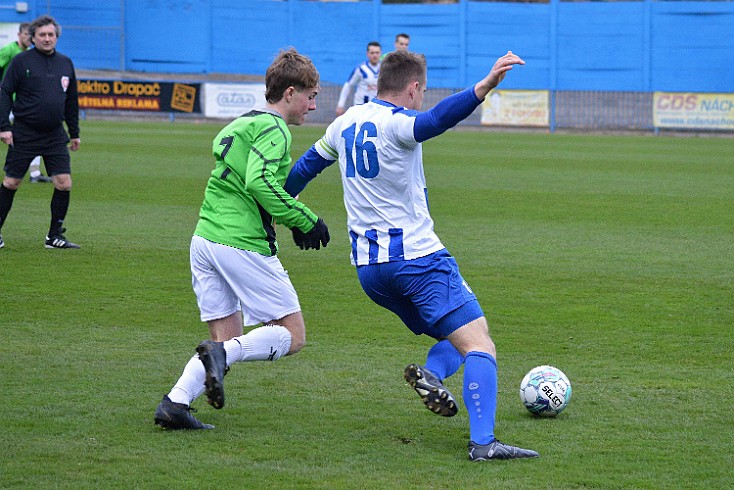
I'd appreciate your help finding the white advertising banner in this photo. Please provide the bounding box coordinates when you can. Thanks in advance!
[481,89,549,127]
[204,83,266,119]
[0,23,20,49]
[653,92,734,130]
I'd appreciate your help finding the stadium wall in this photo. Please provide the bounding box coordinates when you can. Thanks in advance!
[1,0,732,93]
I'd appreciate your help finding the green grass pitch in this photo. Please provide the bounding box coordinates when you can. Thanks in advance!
[1,120,732,488]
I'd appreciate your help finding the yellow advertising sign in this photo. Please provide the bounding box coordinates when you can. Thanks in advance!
[654,92,734,130]
[481,90,549,127]
[171,83,197,112]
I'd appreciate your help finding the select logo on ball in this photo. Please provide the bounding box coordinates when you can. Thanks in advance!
[540,383,565,409]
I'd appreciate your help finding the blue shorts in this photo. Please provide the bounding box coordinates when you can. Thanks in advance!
[356,249,484,339]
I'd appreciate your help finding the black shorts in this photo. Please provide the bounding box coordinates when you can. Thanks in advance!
[4,124,71,179]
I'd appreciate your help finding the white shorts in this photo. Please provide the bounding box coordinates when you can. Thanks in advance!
[190,235,301,325]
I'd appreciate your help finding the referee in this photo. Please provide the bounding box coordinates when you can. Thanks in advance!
[0,15,80,249]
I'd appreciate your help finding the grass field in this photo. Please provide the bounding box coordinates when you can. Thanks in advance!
[1,120,732,489]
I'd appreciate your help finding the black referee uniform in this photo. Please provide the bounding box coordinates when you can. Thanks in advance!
[0,45,80,248]
[0,46,79,172]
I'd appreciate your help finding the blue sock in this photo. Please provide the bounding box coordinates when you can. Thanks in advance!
[424,339,464,380]
[464,351,498,445]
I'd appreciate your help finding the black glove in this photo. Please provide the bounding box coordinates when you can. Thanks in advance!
[292,218,330,250]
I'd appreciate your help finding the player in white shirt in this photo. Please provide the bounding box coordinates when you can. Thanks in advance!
[317,96,442,266]
[286,50,539,461]
[335,42,381,117]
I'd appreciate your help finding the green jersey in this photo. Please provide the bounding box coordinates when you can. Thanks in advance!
[194,110,318,256]
[0,41,23,81]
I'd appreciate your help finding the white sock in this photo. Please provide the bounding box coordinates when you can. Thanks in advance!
[167,354,206,406]
[224,325,292,364]
[29,156,42,178]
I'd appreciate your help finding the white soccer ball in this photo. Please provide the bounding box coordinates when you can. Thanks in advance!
[520,365,572,417]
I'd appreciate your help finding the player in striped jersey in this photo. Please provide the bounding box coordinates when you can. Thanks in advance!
[155,49,330,430]
[285,50,539,461]
[335,42,381,117]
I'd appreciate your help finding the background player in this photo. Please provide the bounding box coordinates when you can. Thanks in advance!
[154,48,330,430]
[380,33,409,60]
[335,41,381,117]
[284,50,538,461]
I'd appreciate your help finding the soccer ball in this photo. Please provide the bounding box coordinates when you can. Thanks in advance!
[520,365,572,417]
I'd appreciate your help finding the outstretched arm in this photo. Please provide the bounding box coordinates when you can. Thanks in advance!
[473,51,525,100]
[413,51,525,143]
[285,142,336,197]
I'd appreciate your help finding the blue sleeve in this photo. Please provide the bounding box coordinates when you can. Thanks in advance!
[284,146,335,197]
[413,87,482,143]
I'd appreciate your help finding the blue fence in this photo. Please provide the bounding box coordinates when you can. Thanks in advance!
[1,0,732,92]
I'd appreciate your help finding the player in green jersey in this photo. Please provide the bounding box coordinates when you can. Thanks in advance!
[0,23,30,80]
[155,48,330,430]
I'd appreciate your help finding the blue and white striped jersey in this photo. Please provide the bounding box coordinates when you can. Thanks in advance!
[317,99,443,265]
[286,87,483,266]
[337,61,380,109]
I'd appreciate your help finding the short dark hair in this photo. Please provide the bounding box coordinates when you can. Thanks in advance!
[18,22,30,33]
[367,41,381,50]
[29,15,61,39]
[377,50,426,96]
[265,48,320,104]
[395,33,410,41]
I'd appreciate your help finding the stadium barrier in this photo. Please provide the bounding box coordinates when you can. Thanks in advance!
[77,78,734,134]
